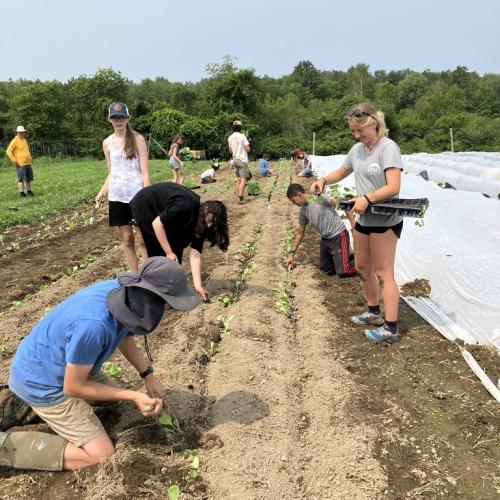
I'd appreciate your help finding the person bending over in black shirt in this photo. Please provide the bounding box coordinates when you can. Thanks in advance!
[130,182,229,300]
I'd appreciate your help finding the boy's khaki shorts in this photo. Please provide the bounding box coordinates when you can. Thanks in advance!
[31,371,110,448]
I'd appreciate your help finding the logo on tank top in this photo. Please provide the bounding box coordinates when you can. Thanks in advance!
[368,163,381,174]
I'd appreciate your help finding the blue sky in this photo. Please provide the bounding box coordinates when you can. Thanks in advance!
[1,0,498,82]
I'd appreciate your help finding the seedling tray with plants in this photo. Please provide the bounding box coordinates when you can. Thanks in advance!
[337,197,429,218]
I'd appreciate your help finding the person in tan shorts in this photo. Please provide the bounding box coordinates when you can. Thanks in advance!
[0,257,200,471]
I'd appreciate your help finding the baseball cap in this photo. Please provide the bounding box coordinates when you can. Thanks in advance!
[232,120,242,126]
[108,102,130,118]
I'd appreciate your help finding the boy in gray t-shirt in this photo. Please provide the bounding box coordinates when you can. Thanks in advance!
[286,183,355,276]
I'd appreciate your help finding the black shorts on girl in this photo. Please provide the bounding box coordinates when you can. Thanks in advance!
[354,220,403,239]
[108,201,133,226]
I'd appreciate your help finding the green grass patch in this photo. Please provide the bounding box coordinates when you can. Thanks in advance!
[0,158,213,230]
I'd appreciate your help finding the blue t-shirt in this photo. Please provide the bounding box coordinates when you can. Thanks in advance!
[259,159,269,175]
[9,280,133,406]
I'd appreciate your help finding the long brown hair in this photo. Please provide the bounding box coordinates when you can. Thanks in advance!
[123,123,139,160]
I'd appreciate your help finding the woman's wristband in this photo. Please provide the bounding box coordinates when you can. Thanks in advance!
[363,194,372,204]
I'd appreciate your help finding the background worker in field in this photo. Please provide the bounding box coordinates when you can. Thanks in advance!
[130,182,229,301]
[168,133,185,185]
[286,183,356,277]
[0,257,200,471]
[95,102,150,272]
[6,126,34,197]
[228,120,251,203]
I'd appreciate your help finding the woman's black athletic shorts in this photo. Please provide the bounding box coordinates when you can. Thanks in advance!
[354,220,403,239]
[109,201,133,227]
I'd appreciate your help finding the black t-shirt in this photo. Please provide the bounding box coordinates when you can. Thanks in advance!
[130,182,204,253]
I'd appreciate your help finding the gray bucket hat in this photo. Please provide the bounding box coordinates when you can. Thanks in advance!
[110,256,201,311]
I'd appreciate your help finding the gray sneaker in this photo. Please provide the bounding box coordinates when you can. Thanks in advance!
[350,310,384,326]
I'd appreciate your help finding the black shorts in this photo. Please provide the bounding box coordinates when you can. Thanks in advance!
[354,220,403,239]
[201,177,216,184]
[108,201,133,227]
[320,229,356,277]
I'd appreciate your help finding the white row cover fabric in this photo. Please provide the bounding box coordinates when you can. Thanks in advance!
[310,154,500,401]
[402,152,500,198]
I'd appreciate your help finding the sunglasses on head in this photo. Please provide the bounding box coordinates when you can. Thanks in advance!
[345,109,374,119]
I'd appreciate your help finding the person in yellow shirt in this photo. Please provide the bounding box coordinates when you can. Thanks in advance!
[6,126,34,197]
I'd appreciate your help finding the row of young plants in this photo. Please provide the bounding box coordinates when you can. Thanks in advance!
[272,228,298,323]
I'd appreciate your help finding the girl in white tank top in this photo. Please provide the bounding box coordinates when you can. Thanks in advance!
[96,102,150,271]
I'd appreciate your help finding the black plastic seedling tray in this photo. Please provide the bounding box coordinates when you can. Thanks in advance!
[337,197,429,218]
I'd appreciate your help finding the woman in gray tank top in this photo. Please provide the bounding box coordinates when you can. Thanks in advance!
[311,103,403,344]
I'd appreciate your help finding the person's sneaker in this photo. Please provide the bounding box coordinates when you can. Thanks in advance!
[350,310,384,326]
[364,324,400,344]
[19,192,26,197]
[27,191,34,196]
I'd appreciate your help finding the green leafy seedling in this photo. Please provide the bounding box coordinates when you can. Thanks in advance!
[217,315,234,337]
[208,341,221,358]
[183,449,200,479]
[102,361,122,381]
[167,484,180,500]
[241,261,256,281]
[217,294,233,307]
[159,413,182,435]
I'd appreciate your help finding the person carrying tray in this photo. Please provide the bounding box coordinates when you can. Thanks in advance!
[0,257,200,471]
[311,103,404,343]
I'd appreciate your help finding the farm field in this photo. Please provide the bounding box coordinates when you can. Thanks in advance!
[0,161,499,499]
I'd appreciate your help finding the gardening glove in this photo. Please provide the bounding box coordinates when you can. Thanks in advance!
[144,375,167,401]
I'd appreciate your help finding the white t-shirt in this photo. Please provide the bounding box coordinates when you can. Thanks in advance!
[200,168,214,179]
[228,132,249,162]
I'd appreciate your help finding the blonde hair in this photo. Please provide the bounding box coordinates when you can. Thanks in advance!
[346,102,388,139]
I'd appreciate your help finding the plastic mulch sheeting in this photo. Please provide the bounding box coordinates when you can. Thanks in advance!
[311,153,500,402]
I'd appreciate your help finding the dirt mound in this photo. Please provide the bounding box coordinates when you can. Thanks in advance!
[401,278,432,298]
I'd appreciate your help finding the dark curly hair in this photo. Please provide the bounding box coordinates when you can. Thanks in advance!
[195,201,229,251]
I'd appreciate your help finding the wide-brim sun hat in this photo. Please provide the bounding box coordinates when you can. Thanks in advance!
[15,126,26,133]
[111,256,201,311]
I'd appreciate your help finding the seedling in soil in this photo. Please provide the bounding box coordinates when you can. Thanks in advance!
[216,293,233,307]
[42,306,52,316]
[183,449,200,479]
[167,484,180,500]
[272,284,294,317]
[207,341,222,358]
[102,361,122,381]
[217,315,234,337]
[159,413,182,435]
[233,254,245,263]
[247,181,261,196]
[241,261,256,281]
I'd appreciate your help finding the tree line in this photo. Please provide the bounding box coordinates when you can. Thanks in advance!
[1,58,499,160]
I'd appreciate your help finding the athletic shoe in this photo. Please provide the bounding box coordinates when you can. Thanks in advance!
[364,324,400,344]
[19,192,26,197]
[350,310,384,326]
[27,191,34,196]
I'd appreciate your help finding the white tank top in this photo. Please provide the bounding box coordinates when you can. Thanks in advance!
[106,134,143,203]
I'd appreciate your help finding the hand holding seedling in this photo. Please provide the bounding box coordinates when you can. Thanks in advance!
[195,285,210,302]
[310,178,326,195]
[166,252,178,263]
[134,392,163,416]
